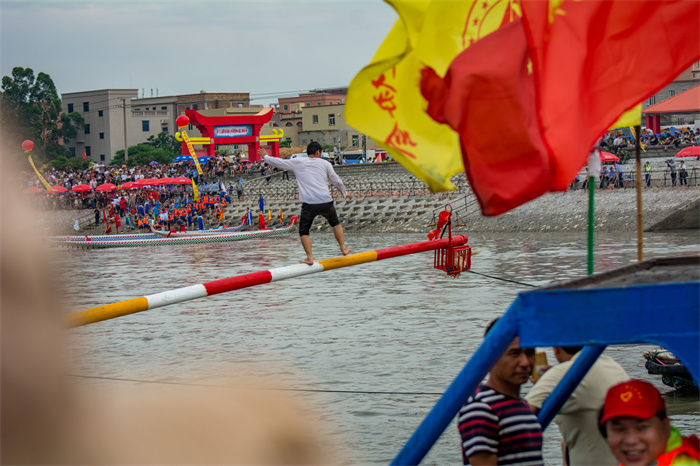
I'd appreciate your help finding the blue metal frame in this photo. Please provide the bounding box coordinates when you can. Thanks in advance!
[391,282,699,465]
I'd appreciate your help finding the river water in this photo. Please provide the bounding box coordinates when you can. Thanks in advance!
[55,230,699,465]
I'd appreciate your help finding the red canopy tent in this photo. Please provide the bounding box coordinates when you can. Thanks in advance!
[599,151,620,162]
[70,184,93,193]
[675,146,700,158]
[95,183,118,192]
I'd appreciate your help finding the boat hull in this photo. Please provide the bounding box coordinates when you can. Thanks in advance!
[51,218,297,249]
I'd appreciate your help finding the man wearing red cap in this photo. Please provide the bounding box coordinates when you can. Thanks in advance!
[599,380,699,465]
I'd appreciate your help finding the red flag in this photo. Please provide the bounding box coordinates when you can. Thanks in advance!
[521,0,700,191]
[421,0,700,216]
[421,19,547,216]
[83,149,87,161]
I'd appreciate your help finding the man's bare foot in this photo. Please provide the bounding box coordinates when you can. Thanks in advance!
[300,258,314,265]
[341,247,352,256]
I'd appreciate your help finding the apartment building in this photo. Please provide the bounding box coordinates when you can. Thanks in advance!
[61,90,251,163]
[61,89,138,163]
[298,103,377,149]
[278,87,347,114]
[642,62,700,111]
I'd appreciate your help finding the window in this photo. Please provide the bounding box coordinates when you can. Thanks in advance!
[161,106,167,110]
[98,110,103,117]
[185,106,190,110]
[84,124,90,134]
[306,103,310,107]
[67,103,74,113]
[237,103,243,108]
[100,154,105,161]
[99,132,104,139]
[677,118,685,125]
[273,123,279,127]
[142,120,150,132]
[69,147,76,157]
[83,102,89,112]
[312,115,319,124]
[188,124,193,131]
[329,114,335,126]
[649,95,656,105]
[286,122,293,127]
[352,135,359,146]
[296,122,302,126]
[85,146,91,157]
[669,90,676,97]
[283,104,288,110]
[193,104,199,110]
[317,102,321,106]
[162,126,168,133]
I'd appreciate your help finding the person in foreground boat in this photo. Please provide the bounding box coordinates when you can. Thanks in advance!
[526,346,629,465]
[259,142,352,265]
[458,318,543,465]
[599,380,700,466]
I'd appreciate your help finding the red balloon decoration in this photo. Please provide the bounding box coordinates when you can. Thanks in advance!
[22,140,34,152]
[176,115,190,128]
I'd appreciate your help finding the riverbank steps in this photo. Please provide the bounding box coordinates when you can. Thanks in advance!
[42,161,699,235]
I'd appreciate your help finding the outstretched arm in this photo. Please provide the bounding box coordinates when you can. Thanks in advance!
[260,151,294,171]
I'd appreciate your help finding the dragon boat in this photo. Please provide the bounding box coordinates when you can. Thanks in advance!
[51,222,246,243]
[50,217,297,249]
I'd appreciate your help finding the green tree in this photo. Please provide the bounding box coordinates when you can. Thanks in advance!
[0,67,83,162]
[111,142,175,167]
[146,131,180,157]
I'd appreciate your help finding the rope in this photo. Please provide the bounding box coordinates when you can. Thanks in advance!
[465,270,537,288]
[65,374,443,396]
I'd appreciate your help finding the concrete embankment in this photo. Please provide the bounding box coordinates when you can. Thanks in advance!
[226,187,699,234]
[40,162,700,235]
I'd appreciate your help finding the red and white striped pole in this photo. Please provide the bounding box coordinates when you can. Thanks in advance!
[65,235,468,328]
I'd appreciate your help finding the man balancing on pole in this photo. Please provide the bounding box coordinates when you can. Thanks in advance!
[259,142,351,265]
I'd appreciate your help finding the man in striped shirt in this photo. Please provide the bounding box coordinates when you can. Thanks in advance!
[458,320,543,465]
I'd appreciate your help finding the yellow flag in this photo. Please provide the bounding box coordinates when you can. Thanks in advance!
[609,104,642,129]
[191,178,199,201]
[346,0,514,192]
[629,125,646,152]
[267,208,272,222]
[181,130,204,175]
[27,156,52,190]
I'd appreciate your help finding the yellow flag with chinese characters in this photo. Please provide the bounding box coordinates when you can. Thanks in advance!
[346,0,515,191]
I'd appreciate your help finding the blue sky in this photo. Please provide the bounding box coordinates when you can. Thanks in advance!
[0,0,397,104]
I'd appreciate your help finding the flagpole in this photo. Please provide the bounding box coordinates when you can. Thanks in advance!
[586,150,601,276]
[588,175,594,275]
[634,124,643,261]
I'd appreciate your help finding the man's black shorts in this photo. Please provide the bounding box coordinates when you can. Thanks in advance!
[298,201,340,236]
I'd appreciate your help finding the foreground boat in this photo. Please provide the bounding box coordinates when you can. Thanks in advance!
[50,217,297,249]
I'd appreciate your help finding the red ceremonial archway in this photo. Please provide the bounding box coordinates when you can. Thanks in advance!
[183,108,279,162]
